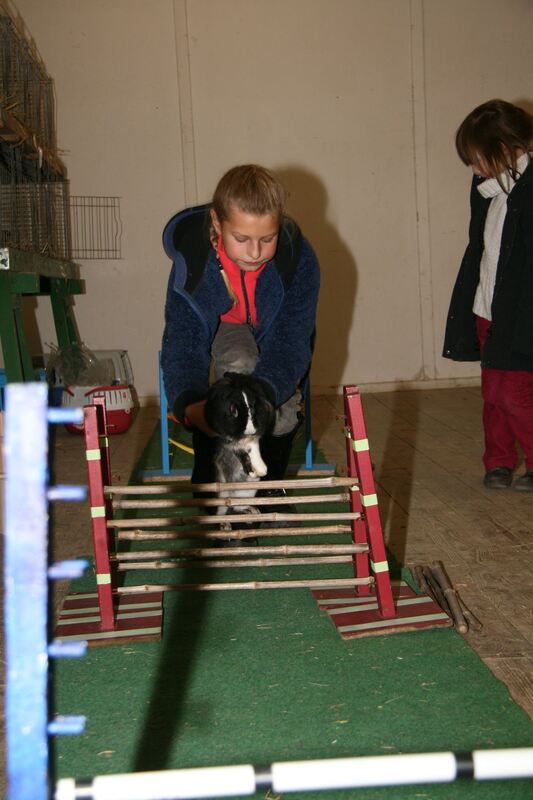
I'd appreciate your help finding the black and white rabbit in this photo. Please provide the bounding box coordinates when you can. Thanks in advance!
[204,372,275,517]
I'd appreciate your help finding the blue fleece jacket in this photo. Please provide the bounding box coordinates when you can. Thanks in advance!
[161,204,320,419]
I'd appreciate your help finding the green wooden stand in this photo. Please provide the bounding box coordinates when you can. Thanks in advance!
[0,247,85,381]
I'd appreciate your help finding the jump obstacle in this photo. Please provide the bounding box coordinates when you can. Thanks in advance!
[4,383,533,800]
[55,384,452,645]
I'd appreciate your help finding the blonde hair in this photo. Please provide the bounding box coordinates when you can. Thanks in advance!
[212,164,286,223]
[211,165,286,306]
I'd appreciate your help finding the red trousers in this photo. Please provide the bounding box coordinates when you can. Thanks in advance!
[477,317,533,471]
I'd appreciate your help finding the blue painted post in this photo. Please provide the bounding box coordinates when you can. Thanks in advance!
[4,386,87,800]
[138,354,194,479]
[303,377,313,470]
[4,383,50,800]
[158,352,170,475]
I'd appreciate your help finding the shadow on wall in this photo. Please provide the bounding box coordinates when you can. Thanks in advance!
[275,165,357,393]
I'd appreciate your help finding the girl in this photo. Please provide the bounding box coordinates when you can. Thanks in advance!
[443,100,533,490]
[161,164,320,496]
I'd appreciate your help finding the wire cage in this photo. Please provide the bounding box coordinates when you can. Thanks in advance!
[0,10,56,152]
[70,196,122,260]
[0,6,121,262]
[0,6,70,259]
[0,167,72,260]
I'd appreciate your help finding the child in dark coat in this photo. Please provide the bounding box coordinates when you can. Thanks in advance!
[443,100,533,490]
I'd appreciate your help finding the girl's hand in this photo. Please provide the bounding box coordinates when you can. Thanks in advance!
[184,400,216,436]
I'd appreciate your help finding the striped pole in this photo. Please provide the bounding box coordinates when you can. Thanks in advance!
[55,748,533,799]
[83,404,116,630]
[343,419,371,594]
[344,385,395,618]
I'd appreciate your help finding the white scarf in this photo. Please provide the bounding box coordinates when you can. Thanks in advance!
[473,152,530,320]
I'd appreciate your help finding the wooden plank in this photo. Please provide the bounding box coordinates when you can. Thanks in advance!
[0,246,80,280]
[312,582,452,638]
[54,592,163,647]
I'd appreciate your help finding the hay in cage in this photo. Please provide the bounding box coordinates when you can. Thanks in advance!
[0,6,122,262]
[0,11,56,152]
[0,178,72,259]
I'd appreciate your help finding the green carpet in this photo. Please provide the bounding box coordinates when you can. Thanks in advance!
[52,423,533,798]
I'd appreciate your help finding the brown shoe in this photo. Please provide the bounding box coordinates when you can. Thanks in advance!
[483,467,513,489]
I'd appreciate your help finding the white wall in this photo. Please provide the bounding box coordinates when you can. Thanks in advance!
[423,0,533,381]
[9,0,533,399]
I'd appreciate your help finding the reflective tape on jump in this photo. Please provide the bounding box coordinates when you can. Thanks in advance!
[55,748,533,799]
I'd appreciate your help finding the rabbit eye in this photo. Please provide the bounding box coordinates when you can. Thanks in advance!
[229,403,238,417]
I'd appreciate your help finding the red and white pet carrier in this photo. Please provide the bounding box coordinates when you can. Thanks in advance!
[62,385,134,434]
